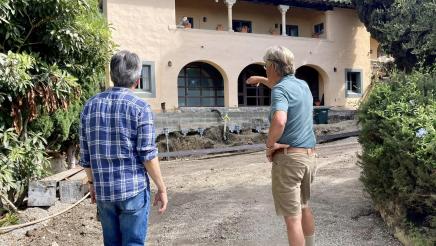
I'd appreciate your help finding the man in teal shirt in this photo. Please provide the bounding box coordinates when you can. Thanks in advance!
[247,46,317,246]
[270,75,316,148]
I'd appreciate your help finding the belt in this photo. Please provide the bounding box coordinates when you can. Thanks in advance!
[283,146,315,155]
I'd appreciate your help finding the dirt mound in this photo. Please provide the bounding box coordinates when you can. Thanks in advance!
[156,121,359,153]
[156,126,267,153]
[314,120,360,136]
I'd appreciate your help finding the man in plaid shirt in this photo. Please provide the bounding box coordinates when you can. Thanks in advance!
[80,50,167,246]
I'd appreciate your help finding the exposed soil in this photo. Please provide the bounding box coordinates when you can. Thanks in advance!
[0,137,400,246]
[156,120,360,153]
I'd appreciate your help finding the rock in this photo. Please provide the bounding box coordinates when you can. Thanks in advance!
[25,229,35,237]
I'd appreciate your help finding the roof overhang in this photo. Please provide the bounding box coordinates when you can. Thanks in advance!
[239,0,354,11]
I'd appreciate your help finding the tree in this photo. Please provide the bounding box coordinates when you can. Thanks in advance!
[353,0,436,71]
[0,0,112,205]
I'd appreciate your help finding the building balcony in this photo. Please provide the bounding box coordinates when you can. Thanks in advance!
[176,0,328,39]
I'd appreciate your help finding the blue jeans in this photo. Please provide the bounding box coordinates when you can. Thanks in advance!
[97,189,150,246]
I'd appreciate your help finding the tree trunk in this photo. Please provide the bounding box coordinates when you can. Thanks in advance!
[66,144,77,169]
[50,152,67,174]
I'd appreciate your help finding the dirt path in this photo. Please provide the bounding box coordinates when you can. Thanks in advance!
[0,137,400,246]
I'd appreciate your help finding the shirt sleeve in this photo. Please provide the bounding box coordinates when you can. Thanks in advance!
[79,109,91,168]
[137,105,158,162]
[270,87,289,113]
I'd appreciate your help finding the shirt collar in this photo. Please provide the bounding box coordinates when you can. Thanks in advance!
[108,87,132,92]
[277,74,294,85]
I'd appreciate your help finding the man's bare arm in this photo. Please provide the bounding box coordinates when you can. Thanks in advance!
[144,157,168,214]
[266,111,289,161]
[246,76,275,89]
[84,167,96,203]
[267,111,287,147]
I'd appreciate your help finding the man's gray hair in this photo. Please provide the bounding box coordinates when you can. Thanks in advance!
[110,50,142,88]
[263,46,295,77]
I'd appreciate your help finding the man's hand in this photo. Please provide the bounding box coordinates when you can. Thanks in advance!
[88,183,96,204]
[266,143,289,162]
[153,190,168,214]
[246,76,267,87]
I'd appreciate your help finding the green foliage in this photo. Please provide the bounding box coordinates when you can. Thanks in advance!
[0,0,112,206]
[0,0,112,142]
[0,51,80,135]
[0,212,19,227]
[0,127,50,205]
[0,51,34,97]
[353,0,436,71]
[27,113,54,139]
[358,69,436,241]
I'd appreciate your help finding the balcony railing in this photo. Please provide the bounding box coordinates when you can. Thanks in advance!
[175,0,327,39]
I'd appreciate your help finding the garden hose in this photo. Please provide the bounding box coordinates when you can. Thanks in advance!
[0,192,90,234]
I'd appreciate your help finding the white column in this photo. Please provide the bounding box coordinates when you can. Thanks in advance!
[225,0,237,32]
[278,5,289,36]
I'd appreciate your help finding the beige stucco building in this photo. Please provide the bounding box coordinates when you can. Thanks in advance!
[103,0,380,112]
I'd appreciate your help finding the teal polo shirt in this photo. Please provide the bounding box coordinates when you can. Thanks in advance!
[269,74,316,148]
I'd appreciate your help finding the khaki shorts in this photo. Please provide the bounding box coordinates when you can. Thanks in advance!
[271,150,317,216]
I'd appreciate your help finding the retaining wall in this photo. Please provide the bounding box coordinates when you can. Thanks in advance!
[154,107,356,135]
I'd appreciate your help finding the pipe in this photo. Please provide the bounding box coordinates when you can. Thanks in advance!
[0,193,90,234]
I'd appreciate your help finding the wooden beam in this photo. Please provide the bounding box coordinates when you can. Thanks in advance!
[239,0,353,10]
[158,131,361,159]
[316,130,360,143]
[41,167,83,182]
[159,144,265,158]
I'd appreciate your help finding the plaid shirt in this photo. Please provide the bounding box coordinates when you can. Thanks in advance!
[79,87,157,202]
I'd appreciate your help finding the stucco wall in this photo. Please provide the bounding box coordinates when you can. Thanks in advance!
[370,37,380,60]
[175,0,326,37]
[106,0,371,111]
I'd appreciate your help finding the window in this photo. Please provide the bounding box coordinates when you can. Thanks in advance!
[136,61,156,98]
[238,64,270,106]
[233,20,252,33]
[280,25,299,37]
[178,62,224,107]
[314,23,324,34]
[187,17,194,28]
[345,69,362,97]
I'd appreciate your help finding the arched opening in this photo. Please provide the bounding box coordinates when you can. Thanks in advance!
[238,64,271,106]
[295,65,324,105]
[178,62,224,107]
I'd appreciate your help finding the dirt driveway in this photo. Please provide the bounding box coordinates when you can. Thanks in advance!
[0,137,400,246]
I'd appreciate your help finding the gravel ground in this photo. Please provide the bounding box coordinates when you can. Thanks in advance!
[0,137,400,246]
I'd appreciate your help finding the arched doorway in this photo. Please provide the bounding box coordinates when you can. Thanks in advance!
[238,64,271,106]
[178,62,224,107]
[295,66,323,105]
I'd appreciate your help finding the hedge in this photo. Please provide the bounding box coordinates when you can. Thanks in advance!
[358,69,435,244]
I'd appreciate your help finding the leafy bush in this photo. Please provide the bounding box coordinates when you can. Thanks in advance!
[0,212,19,227]
[0,0,112,207]
[358,69,436,241]
[0,0,112,152]
[0,128,50,205]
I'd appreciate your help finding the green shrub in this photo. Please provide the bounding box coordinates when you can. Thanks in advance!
[0,212,19,227]
[0,0,112,207]
[0,127,50,205]
[358,69,436,241]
